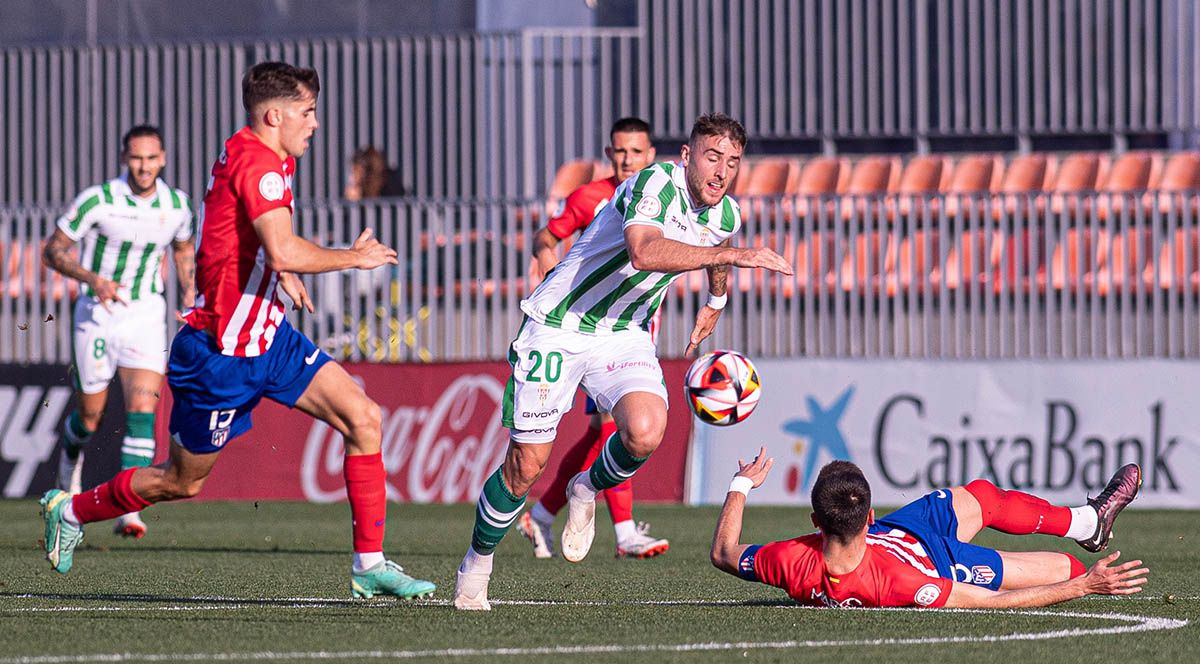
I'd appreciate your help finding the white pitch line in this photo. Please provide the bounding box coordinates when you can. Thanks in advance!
[0,608,1187,663]
[0,611,1188,664]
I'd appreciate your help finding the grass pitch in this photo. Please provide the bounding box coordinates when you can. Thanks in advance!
[0,499,1195,663]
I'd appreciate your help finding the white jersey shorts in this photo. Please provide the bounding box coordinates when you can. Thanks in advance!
[502,318,668,444]
[72,296,168,394]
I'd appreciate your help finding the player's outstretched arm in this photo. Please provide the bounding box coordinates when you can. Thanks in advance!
[685,247,732,356]
[625,225,792,275]
[943,551,1148,608]
[42,228,125,310]
[711,448,775,575]
[253,207,397,274]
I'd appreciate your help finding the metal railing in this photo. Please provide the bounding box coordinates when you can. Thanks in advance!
[3,2,1197,209]
[5,191,1198,364]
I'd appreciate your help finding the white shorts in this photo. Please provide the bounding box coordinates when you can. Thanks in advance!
[502,318,668,443]
[72,296,169,394]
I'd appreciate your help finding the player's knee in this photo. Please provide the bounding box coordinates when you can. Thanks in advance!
[504,454,546,496]
[618,412,666,457]
[349,398,383,434]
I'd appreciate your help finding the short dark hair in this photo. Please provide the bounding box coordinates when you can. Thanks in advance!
[810,461,872,543]
[610,117,652,140]
[688,112,747,150]
[122,125,163,153]
[242,61,321,114]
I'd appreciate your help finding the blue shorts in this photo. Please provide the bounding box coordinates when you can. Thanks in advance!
[167,321,332,454]
[584,395,598,414]
[871,489,1005,590]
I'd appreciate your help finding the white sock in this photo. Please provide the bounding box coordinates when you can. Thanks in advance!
[62,501,80,527]
[572,472,599,501]
[531,501,555,525]
[352,551,385,573]
[1065,505,1099,540]
[613,519,638,543]
[460,547,494,574]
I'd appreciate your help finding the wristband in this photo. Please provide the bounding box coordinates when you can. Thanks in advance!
[728,476,754,496]
[706,293,728,310]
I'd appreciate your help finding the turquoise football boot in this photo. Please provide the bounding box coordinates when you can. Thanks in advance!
[351,560,436,599]
[41,489,84,574]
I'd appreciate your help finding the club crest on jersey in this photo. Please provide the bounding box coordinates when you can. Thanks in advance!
[537,382,551,404]
[914,583,942,606]
[635,195,662,219]
[259,172,286,201]
[211,427,229,448]
[971,565,996,585]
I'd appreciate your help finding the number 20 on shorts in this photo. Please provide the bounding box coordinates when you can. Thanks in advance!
[527,350,563,383]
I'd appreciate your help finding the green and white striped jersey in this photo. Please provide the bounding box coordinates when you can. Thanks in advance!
[522,161,742,335]
[57,176,193,301]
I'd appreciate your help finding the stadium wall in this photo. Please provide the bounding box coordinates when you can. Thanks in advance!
[0,360,694,503]
[690,358,1200,508]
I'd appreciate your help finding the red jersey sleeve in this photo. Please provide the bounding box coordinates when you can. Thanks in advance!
[231,154,293,222]
[546,186,593,239]
[749,540,799,590]
[879,565,953,608]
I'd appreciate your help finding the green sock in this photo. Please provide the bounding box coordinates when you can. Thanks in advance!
[588,432,649,490]
[121,412,156,470]
[62,411,93,459]
[470,467,526,553]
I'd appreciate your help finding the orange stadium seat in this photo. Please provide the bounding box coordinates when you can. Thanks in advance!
[1097,151,1161,220]
[786,157,847,219]
[942,154,1003,218]
[1150,152,1200,215]
[890,154,949,218]
[742,158,792,196]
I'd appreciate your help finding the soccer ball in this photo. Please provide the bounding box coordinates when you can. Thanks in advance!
[684,350,762,426]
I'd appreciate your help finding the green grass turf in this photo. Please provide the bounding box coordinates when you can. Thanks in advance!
[0,499,1196,663]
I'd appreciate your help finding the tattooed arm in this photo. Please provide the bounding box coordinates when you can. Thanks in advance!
[172,238,196,309]
[43,228,122,307]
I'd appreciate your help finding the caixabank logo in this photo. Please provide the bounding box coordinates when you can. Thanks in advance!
[779,386,855,495]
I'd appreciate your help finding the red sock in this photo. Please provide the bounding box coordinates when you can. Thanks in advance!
[538,424,599,515]
[71,468,152,524]
[594,420,634,523]
[344,453,387,553]
[1063,553,1086,579]
[964,479,1071,536]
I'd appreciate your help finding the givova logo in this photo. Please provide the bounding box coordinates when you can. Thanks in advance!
[780,386,855,495]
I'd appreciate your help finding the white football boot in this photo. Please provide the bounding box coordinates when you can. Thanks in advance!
[114,512,148,539]
[453,550,493,611]
[516,511,555,559]
[616,522,670,559]
[560,472,597,563]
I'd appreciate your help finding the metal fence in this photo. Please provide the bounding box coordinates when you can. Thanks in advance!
[3,1,1198,209]
[5,191,1199,364]
[641,0,1197,142]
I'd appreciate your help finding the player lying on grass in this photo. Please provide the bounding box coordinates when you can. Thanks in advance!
[711,449,1147,608]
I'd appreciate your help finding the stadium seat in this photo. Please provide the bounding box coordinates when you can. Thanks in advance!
[1150,152,1200,215]
[1048,152,1109,215]
[1097,151,1161,220]
[889,154,949,218]
[544,160,596,217]
[840,155,900,221]
[942,154,1003,218]
[786,157,847,219]
[742,158,792,196]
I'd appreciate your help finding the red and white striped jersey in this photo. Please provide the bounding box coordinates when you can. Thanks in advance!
[185,126,294,357]
[747,529,952,608]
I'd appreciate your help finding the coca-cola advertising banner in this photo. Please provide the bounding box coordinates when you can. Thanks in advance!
[691,359,1200,508]
[153,360,695,503]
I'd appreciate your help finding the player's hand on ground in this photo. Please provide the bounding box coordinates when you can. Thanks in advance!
[684,304,724,357]
[350,228,399,269]
[278,272,314,313]
[732,247,792,275]
[89,276,126,311]
[736,447,774,488]
[1082,551,1149,596]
